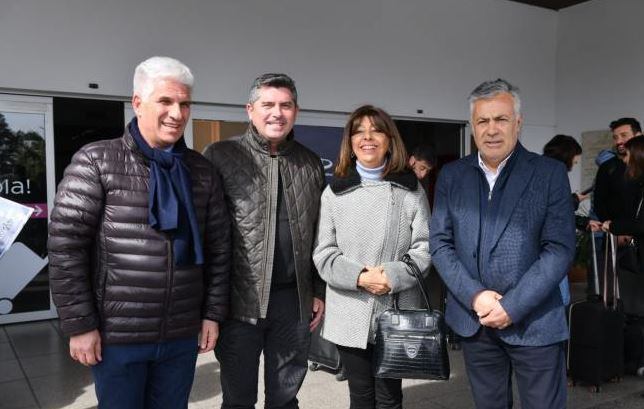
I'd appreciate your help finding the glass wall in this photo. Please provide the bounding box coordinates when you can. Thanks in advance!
[0,95,55,324]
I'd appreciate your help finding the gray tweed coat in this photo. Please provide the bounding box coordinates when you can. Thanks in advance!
[313,169,431,348]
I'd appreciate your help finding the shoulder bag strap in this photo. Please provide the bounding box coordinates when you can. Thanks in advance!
[398,254,432,312]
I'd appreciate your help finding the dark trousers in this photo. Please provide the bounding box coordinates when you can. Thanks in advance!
[460,327,567,409]
[215,287,310,409]
[91,336,198,409]
[336,344,402,409]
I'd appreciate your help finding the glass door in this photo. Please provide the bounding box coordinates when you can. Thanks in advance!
[0,95,56,324]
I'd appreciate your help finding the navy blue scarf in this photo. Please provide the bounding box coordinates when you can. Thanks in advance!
[128,118,204,266]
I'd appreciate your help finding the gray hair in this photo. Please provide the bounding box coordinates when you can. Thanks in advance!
[468,78,521,117]
[133,56,194,100]
[248,73,298,106]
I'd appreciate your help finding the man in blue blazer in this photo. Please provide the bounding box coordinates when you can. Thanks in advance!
[430,79,576,409]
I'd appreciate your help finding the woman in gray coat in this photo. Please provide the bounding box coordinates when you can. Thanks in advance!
[313,105,431,409]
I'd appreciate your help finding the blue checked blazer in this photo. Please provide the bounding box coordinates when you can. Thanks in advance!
[429,143,576,346]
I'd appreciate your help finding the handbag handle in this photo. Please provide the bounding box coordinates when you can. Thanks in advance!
[392,254,432,312]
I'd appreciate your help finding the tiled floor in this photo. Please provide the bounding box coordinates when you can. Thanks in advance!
[2,284,644,409]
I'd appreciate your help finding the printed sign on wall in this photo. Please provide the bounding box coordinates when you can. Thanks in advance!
[294,124,343,183]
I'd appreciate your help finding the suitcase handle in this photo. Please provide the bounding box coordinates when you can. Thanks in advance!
[602,233,620,310]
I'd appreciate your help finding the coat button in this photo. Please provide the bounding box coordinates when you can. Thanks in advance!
[472,251,477,258]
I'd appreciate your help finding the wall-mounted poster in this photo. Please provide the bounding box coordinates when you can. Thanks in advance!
[294,124,343,183]
[580,130,613,192]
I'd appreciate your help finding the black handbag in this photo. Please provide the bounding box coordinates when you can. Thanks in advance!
[618,238,642,275]
[373,254,450,380]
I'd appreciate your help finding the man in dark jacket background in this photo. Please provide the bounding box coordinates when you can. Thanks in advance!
[203,73,325,409]
[593,117,642,224]
[48,56,231,408]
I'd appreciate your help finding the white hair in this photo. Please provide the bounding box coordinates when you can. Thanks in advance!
[133,56,194,100]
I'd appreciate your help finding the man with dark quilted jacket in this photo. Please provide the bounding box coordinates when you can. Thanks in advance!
[203,73,325,409]
[48,56,231,409]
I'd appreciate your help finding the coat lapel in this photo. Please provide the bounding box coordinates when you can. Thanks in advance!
[462,154,482,251]
[488,145,536,251]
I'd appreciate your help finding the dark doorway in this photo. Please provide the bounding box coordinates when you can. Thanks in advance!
[394,119,464,314]
[395,119,464,206]
[53,97,124,186]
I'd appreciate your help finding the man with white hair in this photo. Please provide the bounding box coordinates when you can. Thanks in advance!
[48,56,231,408]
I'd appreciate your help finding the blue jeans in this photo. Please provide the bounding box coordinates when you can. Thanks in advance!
[91,336,198,409]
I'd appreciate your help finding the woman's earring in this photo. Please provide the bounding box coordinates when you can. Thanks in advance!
[351,152,356,159]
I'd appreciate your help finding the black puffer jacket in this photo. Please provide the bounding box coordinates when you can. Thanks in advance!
[48,129,231,344]
[203,126,325,323]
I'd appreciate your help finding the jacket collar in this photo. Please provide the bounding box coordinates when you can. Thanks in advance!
[245,124,295,156]
[330,164,418,194]
[466,142,527,170]
[122,122,189,163]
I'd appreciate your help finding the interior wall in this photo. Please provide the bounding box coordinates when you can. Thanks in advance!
[556,0,644,190]
[0,0,558,147]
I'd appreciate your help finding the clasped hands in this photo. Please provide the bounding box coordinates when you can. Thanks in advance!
[472,290,512,330]
[357,265,391,295]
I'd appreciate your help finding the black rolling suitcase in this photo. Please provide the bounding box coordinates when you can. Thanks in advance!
[568,233,624,392]
[308,324,346,381]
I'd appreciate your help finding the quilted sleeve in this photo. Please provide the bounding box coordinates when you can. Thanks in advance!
[48,147,104,337]
[201,165,232,322]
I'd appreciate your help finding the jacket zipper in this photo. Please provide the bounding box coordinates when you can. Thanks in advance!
[283,169,304,321]
[259,157,279,318]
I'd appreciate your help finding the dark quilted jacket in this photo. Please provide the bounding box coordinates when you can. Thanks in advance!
[48,129,231,344]
[203,126,325,323]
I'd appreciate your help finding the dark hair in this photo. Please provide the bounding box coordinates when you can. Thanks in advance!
[543,134,582,171]
[335,105,408,178]
[410,143,437,166]
[625,136,644,180]
[609,117,642,134]
[248,73,298,106]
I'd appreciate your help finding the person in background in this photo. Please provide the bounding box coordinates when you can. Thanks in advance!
[203,73,325,409]
[48,56,231,408]
[313,105,430,409]
[543,134,588,210]
[408,143,437,181]
[601,136,644,382]
[601,135,644,268]
[543,134,587,306]
[593,117,642,224]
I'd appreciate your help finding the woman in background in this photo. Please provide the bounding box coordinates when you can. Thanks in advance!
[543,134,588,210]
[543,134,586,306]
[313,105,430,409]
